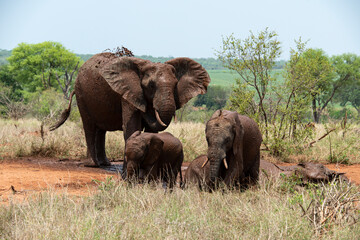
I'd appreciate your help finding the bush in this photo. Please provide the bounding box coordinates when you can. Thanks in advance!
[26,89,69,123]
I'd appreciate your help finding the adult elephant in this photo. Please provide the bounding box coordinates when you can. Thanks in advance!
[50,52,210,167]
[204,110,262,189]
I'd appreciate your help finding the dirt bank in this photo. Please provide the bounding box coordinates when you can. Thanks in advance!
[1,157,359,204]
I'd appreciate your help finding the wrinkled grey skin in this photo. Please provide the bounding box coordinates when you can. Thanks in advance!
[260,160,348,183]
[206,110,262,189]
[184,157,348,189]
[125,131,183,190]
[50,52,210,167]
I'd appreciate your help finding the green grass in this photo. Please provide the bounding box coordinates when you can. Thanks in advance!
[207,70,238,87]
[207,69,285,88]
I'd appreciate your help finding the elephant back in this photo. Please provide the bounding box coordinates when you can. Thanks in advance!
[75,52,124,130]
[77,52,118,83]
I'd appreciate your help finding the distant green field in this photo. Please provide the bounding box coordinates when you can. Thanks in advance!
[207,70,238,87]
[207,69,284,88]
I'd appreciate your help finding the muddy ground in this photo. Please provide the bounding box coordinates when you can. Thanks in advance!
[1,157,359,204]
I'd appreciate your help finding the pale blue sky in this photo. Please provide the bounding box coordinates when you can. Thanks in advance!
[0,0,359,59]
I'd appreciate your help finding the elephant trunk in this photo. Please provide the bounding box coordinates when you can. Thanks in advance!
[154,87,176,125]
[208,148,226,189]
[126,161,138,181]
[143,87,176,131]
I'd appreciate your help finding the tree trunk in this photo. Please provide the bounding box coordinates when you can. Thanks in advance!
[312,98,320,123]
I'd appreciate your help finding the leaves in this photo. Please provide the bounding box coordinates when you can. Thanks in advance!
[7,42,82,93]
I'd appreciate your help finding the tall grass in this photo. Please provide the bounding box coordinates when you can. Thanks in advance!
[1,118,360,164]
[1,118,359,239]
[0,118,207,162]
[1,176,358,239]
[286,122,360,164]
[0,118,87,159]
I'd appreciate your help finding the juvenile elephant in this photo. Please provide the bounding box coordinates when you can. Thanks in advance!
[50,52,210,167]
[184,155,210,190]
[205,110,262,189]
[125,131,183,190]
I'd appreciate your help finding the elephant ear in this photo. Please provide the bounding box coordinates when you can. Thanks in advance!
[100,57,148,112]
[232,113,245,159]
[165,58,211,109]
[145,135,164,165]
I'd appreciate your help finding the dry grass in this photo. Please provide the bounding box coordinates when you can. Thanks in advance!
[0,118,87,159]
[286,122,360,164]
[0,118,208,162]
[1,118,360,165]
[1,118,359,239]
[1,175,359,239]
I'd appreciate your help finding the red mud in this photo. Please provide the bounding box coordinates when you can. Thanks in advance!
[1,158,359,204]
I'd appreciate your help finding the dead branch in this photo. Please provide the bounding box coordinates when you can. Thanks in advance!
[104,46,134,57]
[306,128,336,148]
[55,61,79,100]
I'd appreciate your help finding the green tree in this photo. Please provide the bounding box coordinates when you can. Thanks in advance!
[0,64,22,100]
[216,31,321,156]
[332,54,360,116]
[216,28,281,138]
[7,42,82,98]
[299,49,334,123]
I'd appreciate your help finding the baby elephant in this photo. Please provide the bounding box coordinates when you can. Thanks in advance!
[184,155,210,190]
[125,131,183,189]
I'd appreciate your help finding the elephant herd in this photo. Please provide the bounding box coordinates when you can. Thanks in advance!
[51,53,347,191]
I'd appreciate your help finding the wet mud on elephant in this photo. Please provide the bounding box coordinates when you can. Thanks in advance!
[259,160,348,183]
[125,131,183,190]
[50,52,210,169]
[205,110,262,189]
[184,156,348,190]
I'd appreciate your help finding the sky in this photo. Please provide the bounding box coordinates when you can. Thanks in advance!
[0,0,359,59]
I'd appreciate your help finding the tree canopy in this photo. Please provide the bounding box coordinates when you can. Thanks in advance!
[7,42,82,95]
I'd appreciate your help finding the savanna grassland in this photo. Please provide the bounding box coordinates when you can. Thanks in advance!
[1,118,360,165]
[1,118,360,239]
[1,33,360,239]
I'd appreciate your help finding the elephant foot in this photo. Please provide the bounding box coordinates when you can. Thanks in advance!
[100,157,111,166]
[91,157,111,167]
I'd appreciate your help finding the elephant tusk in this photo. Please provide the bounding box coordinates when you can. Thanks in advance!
[155,110,167,127]
[223,158,228,169]
[201,157,209,168]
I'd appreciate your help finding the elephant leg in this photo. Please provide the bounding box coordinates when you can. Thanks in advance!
[224,160,242,188]
[82,121,100,166]
[121,101,142,178]
[95,129,110,166]
[247,152,260,185]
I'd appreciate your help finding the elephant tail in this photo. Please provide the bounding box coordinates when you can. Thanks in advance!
[179,153,184,189]
[49,91,75,131]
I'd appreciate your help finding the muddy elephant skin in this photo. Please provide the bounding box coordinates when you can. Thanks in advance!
[185,158,347,190]
[184,155,210,190]
[260,160,348,183]
[50,53,210,167]
[125,131,183,190]
[206,110,262,189]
